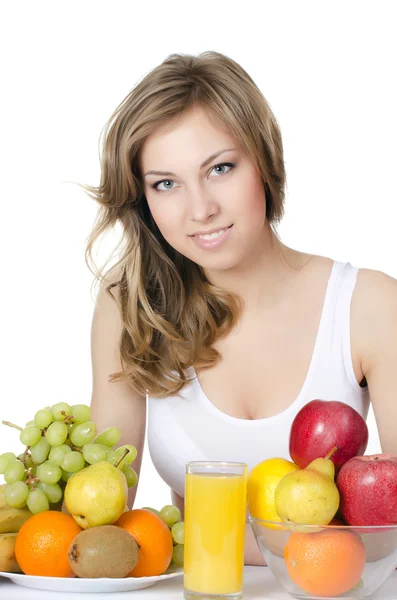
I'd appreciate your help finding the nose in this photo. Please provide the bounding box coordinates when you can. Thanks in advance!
[188,184,219,222]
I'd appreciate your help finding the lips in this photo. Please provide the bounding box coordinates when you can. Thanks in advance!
[188,224,233,250]
[190,224,233,238]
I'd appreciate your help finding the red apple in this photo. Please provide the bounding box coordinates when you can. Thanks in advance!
[289,400,368,470]
[336,454,397,526]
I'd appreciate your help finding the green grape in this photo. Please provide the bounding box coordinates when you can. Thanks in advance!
[5,481,29,508]
[61,469,74,483]
[94,427,121,447]
[17,453,33,468]
[48,444,71,466]
[105,451,118,466]
[61,451,85,473]
[70,421,97,447]
[36,461,62,485]
[172,543,184,567]
[25,420,36,427]
[159,504,181,527]
[30,437,50,464]
[123,466,138,487]
[171,521,184,544]
[34,408,54,428]
[4,460,26,484]
[112,454,128,470]
[50,402,71,421]
[37,482,63,504]
[20,426,42,447]
[95,443,112,452]
[114,445,137,469]
[0,452,17,474]
[70,404,91,423]
[82,444,106,465]
[45,421,68,446]
[142,506,161,516]
[27,488,50,514]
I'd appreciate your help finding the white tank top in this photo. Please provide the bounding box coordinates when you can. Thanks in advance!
[147,260,370,498]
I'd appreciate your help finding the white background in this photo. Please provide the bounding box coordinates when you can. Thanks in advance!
[0,1,395,509]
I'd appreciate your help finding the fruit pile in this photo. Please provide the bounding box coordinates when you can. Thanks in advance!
[0,403,184,578]
[248,399,397,597]
[248,399,397,528]
[0,402,138,514]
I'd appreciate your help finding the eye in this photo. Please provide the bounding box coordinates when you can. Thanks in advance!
[150,179,177,192]
[210,162,235,177]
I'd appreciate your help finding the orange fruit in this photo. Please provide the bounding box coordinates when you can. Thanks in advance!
[115,508,173,577]
[15,511,82,577]
[284,529,366,596]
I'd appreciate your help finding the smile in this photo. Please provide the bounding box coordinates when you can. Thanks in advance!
[189,225,233,250]
[195,226,231,240]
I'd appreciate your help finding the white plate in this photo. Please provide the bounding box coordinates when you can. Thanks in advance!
[0,566,183,593]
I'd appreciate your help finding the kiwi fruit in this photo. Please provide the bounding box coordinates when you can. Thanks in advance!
[68,525,139,578]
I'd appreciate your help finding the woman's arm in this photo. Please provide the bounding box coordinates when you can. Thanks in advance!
[89,281,146,509]
[353,269,397,454]
[244,523,266,565]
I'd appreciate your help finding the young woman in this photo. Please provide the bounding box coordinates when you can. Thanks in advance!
[84,51,397,565]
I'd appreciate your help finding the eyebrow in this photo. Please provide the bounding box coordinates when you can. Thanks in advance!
[143,148,236,178]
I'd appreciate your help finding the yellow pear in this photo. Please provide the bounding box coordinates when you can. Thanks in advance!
[274,447,340,526]
[64,461,128,529]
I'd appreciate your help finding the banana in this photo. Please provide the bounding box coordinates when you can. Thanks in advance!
[0,532,22,573]
[0,505,33,534]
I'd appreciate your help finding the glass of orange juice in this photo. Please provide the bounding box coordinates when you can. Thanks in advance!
[184,461,248,600]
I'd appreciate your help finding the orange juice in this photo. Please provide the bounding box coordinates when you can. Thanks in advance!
[184,466,247,597]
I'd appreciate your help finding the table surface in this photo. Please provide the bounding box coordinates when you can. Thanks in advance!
[1,567,397,600]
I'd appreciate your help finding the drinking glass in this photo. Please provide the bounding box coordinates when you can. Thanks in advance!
[184,461,248,600]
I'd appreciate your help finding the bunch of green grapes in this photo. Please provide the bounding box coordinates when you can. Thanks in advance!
[0,402,138,515]
[144,504,184,567]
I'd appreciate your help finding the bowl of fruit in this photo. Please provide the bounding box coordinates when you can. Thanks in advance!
[250,518,397,599]
[247,399,397,599]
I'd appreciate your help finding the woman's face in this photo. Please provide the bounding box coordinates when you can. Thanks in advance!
[140,104,267,273]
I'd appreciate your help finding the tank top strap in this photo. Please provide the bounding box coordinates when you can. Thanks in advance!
[317,260,366,392]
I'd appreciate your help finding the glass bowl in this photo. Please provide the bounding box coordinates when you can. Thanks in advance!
[249,515,397,599]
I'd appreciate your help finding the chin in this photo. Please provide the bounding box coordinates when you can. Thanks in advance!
[194,254,243,274]
[173,242,245,274]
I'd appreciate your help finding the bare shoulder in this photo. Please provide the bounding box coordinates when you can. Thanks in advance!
[91,268,124,329]
[94,266,124,306]
[354,267,397,313]
[352,267,397,374]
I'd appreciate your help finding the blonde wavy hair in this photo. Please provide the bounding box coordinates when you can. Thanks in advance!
[82,50,286,398]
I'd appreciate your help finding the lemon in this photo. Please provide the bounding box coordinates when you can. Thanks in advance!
[247,457,299,521]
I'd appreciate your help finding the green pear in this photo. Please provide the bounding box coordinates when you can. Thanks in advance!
[275,447,340,526]
[64,461,128,529]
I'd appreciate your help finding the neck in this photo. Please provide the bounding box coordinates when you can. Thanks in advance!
[204,223,311,315]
